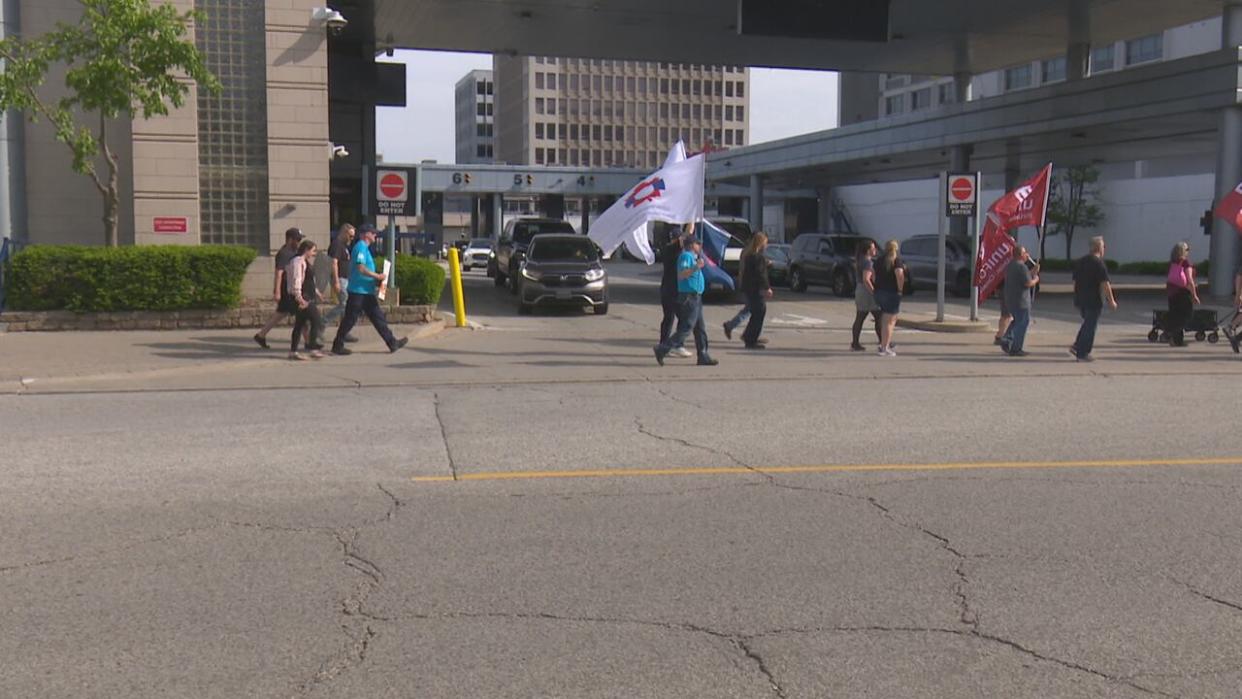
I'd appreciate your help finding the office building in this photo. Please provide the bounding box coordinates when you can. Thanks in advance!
[455,69,495,164]
[493,56,749,168]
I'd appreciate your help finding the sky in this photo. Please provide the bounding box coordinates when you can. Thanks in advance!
[376,50,838,165]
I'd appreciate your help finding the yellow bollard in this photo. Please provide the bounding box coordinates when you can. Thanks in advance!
[447,247,467,328]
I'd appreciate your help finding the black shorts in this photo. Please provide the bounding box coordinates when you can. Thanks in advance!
[277,295,297,314]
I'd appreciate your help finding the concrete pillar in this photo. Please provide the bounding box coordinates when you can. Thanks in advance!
[542,194,565,219]
[817,190,832,233]
[749,174,764,231]
[1211,0,1242,294]
[953,72,972,104]
[1067,42,1089,82]
[492,192,503,238]
[469,196,481,236]
[949,144,973,237]
[0,0,27,243]
[1004,140,1022,191]
[580,196,590,235]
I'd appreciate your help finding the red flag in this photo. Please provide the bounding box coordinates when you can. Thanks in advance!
[973,219,1016,302]
[973,164,1052,301]
[990,163,1052,230]
[1213,180,1242,232]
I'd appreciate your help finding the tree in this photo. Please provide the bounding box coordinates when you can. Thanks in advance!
[1042,165,1105,262]
[0,0,219,246]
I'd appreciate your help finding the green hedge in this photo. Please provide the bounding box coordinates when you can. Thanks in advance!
[6,245,256,312]
[1038,258,1209,276]
[1037,257,1119,272]
[374,255,446,305]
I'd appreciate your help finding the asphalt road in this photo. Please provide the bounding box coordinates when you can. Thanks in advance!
[2,262,1240,698]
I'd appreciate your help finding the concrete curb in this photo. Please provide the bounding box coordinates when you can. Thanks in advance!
[897,314,991,333]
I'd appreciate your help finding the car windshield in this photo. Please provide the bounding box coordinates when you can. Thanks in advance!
[529,238,599,262]
[711,221,754,246]
[513,220,575,244]
[469,239,490,247]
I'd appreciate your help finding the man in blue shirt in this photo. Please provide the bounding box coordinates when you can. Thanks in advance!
[653,236,717,366]
[330,224,408,355]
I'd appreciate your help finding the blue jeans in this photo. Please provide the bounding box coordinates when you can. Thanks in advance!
[1073,306,1102,358]
[1003,308,1030,353]
[658,293,709,360]
[724,300,751,332]
[323,282,348,324]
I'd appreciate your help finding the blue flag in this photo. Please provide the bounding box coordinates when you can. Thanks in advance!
[696,220,735,291]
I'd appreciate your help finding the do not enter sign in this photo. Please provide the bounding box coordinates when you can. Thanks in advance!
[946,173,978,217]
[375,168,415,216]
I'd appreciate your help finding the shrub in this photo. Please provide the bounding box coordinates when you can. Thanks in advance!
[1117,261,1168,276]
[374,255,447,305]
[6,245,255,312]
[1037,258,1073,271]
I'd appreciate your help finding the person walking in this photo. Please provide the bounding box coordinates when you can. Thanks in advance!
[1164,241,1199,347]
[722,231,769,345]
[658,225,693,358]
[653,235,717,366]
[286,239,326,360]
[330,224,409,356]
[851,240,882,351]
[1070,236,1118,362]
[1000,245,1040,356]
[738,232,772,349]
[253,227,305,349]
[324,223,359,345]
[873,240,906,357]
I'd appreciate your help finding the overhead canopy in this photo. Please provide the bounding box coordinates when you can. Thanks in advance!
[370,0,1220,75]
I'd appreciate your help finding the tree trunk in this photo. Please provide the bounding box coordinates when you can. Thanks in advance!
[100,114,120,247]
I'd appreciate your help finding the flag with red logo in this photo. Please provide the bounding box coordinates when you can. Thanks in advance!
[1213,180,1242,232]
[974,164,1052,301]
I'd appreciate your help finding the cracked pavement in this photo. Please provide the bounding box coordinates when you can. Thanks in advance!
[3,269,1242,697]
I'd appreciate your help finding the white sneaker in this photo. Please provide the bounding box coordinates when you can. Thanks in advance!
[671,347,693,358]
[885,348,897,357]
[876,347,888,357]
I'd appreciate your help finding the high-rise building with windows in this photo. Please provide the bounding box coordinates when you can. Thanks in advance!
[455,70,495,164]
[492,56,749,169]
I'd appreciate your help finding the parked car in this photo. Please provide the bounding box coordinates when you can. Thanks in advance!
[786,233,876,296]
[900,234,973,297]
[765,243,792,286]
[461,238,493,271]
[489,217,577,292]
[515,234,608,315]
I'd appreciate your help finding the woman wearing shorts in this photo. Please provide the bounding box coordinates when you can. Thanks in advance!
[873,240,906,357]
[851,240,882,351]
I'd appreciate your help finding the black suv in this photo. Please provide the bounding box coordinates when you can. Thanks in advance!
[488,217,576,291]
[901,235,974,297]
[787,233,875,296]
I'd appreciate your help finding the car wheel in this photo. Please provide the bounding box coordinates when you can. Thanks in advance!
[831,269,852,297]
[595,302,609,315]
[789,267,807,292]
[508,270,520,295]
[953,270,971,298]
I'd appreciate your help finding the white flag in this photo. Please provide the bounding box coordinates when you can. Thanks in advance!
[588,142,705,264]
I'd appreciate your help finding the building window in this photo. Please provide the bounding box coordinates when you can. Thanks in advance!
[603,101,613,118]
[616,126,624,143]
[196,0,270,249]
[547,148,556,164]
[1004,64,1033,91]
[884,94,903,115]
[486,81,493,95]
[535,123,544,139]
[570,150,579,166]
[547,73,557,90]
[734,129,743,145]
[1126,33,1162,65]
[603,125,613,141]
[725,105,734,121]
[477,103,487,116]
[692,104,702,120]
[569,74,579,90]
[477,124,487,137]
[938,83,954,105]
[725,130,734,145]
[476,80,486,95]
[1090,45,1115,73]
[659,103,669,119]
[725,82,734,97]
[911,87,931,110]
[736,106,744,121]
[569,124,579,140]
[535,148,544,164]
[592,124,601,141]
[736,82,744,98]
[592,75,602,91]
[535,72,544,89]
[1041,57,1066,84]
[547,123,556,140]
[671,79,680,95]
[659,126,668,142]
[535,98,545,114]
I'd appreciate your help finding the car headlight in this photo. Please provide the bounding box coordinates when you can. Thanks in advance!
[488,250,495,258]
[521,267,542,281]
[584,268,605,282]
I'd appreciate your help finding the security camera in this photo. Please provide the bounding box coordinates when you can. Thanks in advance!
[311,7,347,35]
[330,144,349,160]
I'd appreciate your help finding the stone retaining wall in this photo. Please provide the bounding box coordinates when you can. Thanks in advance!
[0,303,438,332]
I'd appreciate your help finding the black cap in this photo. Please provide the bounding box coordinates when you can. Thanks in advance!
[358,223,379,235]
[285,227,304,241]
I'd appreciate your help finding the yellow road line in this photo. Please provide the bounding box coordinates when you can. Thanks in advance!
[413,456,1242,483]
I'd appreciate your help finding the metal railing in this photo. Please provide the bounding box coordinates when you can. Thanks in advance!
[830,199,856,235]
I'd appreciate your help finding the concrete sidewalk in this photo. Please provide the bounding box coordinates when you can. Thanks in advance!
[0,318,446,390]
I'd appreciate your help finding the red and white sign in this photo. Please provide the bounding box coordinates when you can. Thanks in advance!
[153,217,188,234]
[377,170,408,202]
[945,173,978,217]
